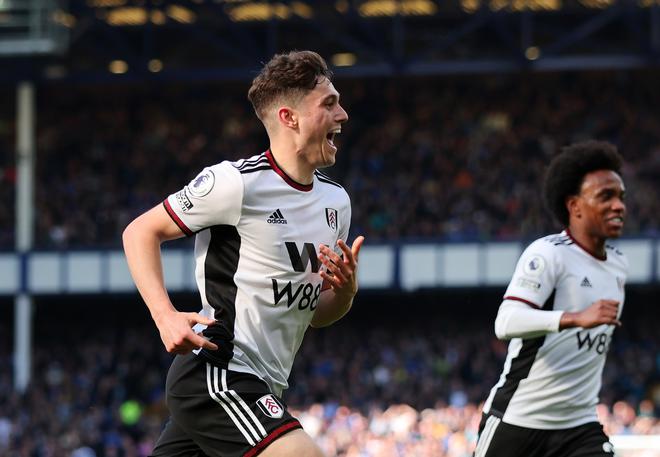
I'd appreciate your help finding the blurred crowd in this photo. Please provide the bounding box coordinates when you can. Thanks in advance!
[1,308,659,457]
[1,70,660,249]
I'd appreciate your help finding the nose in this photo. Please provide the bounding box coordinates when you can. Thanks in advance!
[611,196,626,213]
[336,104,348,123]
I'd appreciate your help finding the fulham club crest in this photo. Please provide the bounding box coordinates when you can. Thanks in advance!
[325,208,338,232]
[257,394,284,418]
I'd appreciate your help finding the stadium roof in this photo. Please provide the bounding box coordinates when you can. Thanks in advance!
[1,0,659,82]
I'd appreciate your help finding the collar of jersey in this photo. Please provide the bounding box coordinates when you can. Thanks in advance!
[265,150,313,192]
[565,229,607,261]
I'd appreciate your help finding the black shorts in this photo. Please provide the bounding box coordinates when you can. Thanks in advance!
[152,353,302,457]
[474,413,616,457]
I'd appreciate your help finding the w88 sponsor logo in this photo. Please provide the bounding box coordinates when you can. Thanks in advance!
[271,279,321,310]
[270,240,325,310]
[576,331,612,355]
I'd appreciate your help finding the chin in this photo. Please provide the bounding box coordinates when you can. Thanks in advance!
[606,228,624,239]
[319,151,336,168]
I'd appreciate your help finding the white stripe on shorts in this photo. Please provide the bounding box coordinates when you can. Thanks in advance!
[474,415,501,457]
[212,366,265,443]
[220,369,268,438]
[205,363,256,446]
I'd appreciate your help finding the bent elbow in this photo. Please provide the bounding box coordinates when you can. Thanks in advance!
[494,312,512,340]
[122,219,138,248]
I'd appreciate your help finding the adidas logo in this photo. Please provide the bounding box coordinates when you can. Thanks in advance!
[267,209,287,225]
[580,277,592,288]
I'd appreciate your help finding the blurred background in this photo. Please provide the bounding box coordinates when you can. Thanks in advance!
[1,0,659,456]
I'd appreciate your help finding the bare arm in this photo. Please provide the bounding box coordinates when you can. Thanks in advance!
[311,236,365,328]
[122,204,218,354]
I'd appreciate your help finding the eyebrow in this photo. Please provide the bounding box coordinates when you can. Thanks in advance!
[595,186,625,197]
[322,94,339,103]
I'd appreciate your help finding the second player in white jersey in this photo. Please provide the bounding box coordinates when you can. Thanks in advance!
[474,140,627,457]
[164,151,351,396]
[483,230,627,429]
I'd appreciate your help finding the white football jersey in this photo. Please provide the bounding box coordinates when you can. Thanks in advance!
[483,230,628,429]
[164,151,351,396]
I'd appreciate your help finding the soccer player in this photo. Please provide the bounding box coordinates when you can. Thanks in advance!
[123,50,364,457]
[474,140,627,457]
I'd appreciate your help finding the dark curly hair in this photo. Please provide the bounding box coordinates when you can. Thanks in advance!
[543,140,623,226]
[248,50,333,122]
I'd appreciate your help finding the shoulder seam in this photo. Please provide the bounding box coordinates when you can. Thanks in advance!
[239,165,272,175]
[314,171,343,188]
[542,235,573,246]
[605,244,624,256]
[233,154,269,171]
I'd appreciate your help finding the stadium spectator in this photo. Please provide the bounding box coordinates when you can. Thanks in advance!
[1,72,659,249]
[0,312,658,456]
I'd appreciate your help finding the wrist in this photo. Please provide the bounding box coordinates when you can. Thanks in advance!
[559,312,577,330]
[151,304,176,326]
[334,288,356,305]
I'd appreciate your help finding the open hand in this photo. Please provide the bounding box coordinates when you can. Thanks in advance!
[318,236,365,300]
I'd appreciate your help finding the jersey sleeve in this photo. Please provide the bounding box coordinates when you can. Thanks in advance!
[163,162,243,235]
[503,239,560,309]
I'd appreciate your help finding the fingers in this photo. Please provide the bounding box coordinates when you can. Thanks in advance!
[350,236,365,260]
[319,243,343,264]
[335,236,365,266]
[319,269,344,288]
[193,332,219,351]
[318,246,348,282]
[161,312,220,354]
[601,301,620,323]
[591,300,621,327]
[320,236,365,271]
[186,312,216,327]
[169,331,218,354]
[335,239,352,266]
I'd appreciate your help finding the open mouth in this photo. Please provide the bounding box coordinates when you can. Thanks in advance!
[607,216,624,228]
[326,128,341,148]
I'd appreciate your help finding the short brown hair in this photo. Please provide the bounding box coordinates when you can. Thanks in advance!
[248,50,333,121]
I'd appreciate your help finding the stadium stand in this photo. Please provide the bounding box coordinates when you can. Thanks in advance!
[1,71,659,249]
[0,290,658,456]
[2,1,659,455]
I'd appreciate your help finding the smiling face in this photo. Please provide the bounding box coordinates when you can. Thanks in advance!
[294,77,348,168]
[568,169,626,240]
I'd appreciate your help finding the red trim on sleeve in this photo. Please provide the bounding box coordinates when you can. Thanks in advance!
[504,296,541,310]
[163,199,193,237]
[265,150,313,192]
[243,420,302,457]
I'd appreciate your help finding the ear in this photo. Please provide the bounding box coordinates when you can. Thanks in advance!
[277,107,298,129]
[566,195,581,219]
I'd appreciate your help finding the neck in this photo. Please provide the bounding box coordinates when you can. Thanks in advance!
[566,226,607,260]
[269,139,315,185]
